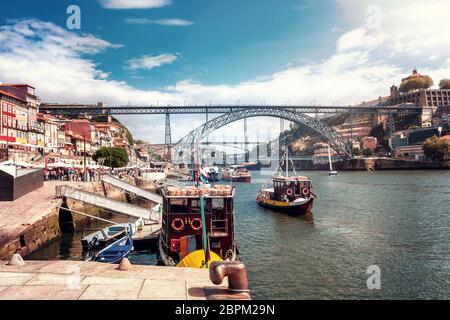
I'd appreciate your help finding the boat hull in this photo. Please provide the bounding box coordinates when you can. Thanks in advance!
[88,235,133,264]
[223,175,252,183]
[81,232,126,250]
[257,198,314,216]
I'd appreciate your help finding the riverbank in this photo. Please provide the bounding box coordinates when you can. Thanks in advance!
[0,181,126,260]
[0,259,235,300]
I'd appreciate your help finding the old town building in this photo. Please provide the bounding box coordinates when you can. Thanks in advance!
[312,142,342,164]
[388,70,450,124]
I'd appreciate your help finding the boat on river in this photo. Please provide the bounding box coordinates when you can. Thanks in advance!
[256,148,316,216]
[81,223,130,250]
[256,176,316,215]
[221,165,252,183]
[88,231,133,264]
[201,166,221,182]
[158,184,237,267]
[328,145,338,176]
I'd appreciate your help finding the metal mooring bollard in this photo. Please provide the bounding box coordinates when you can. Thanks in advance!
[7,253,25,266]
[117,258,132,271]
[209,260,250,293]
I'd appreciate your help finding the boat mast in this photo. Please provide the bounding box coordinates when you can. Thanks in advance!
[285,147,289,177]
[328,145,333,171]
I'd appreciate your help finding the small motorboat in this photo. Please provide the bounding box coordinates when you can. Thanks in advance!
[201,166,221,182]
[221,165,252,183]
[88,233,133,264]
[81,223,129,250]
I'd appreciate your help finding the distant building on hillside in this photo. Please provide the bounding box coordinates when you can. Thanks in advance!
[312,142,342,165]
[394,145,425,161]
[388,69,450,124]
[336,119,373,142]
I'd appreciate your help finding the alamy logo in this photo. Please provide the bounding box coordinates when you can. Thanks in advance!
[366,5,381,31]
[66,265,81,289]
[66,5,81,30]
[366,265,381,290]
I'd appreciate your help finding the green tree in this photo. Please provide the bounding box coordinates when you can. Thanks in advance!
[93,147,129,168]
[369,124,385,142]
[439,79,450,89]
[399,75,434,93]
[362,148,373,156]
[422,135,450,161]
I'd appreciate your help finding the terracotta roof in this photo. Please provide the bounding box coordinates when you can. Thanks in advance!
[0,84,35,88]
[0,89,26,102]
[442,135,450,141]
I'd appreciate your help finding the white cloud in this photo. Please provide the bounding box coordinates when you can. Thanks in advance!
[125,18,194,26]
[336,28,384,53]
[124,54,178,71]
[0,19,179,107]
[99,0,171,9]
[336,1,450,59]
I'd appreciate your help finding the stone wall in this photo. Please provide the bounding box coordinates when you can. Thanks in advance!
[0,181,127,260]
[0,207,60,260]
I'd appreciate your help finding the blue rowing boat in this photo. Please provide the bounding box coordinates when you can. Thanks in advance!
[88,226,134,263]
[81,224,129,250]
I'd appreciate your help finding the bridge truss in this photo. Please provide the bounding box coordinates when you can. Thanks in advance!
[173,107,356,163]
[40,103,421,116]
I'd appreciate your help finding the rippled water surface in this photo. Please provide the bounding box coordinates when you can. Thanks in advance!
[28,170,450,299]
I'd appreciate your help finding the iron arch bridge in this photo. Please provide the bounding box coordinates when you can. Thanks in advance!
[173,108,354,163]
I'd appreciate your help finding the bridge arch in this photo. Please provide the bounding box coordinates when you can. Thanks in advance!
[173,108,353,163]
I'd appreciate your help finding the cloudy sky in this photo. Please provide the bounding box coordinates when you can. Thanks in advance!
[1,0,450,143]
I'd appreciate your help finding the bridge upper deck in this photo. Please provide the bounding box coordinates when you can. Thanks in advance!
[40,103,421,116]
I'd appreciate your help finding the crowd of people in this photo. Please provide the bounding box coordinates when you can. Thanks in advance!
[43,166,161,182]
[43,167,102,181]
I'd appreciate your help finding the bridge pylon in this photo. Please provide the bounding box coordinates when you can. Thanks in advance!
[164,113,172,161]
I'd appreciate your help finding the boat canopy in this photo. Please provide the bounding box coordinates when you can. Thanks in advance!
[273,175,310,182]
[163,185,235,199]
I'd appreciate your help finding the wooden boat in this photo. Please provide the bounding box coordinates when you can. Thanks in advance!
[256,149,316,216]
[81,224,129,250]
[256,176,316,215]
[88,233,133,264]
[221,165,252,183]
[158,184,237,267]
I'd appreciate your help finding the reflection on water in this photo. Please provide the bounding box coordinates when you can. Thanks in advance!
[28,170,450,299]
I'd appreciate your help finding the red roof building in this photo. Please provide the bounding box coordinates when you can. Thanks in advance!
[1,90,27,144]
[64,119,92,142]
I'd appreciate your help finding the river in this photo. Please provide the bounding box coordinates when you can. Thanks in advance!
[27,170,450,299]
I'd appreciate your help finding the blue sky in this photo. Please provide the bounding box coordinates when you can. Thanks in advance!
[1,0,450,143]
[0,0,347,88]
